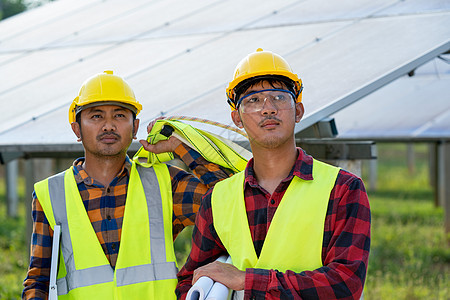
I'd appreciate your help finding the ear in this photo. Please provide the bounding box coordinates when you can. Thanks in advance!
[71,122,82,142]
[231,110,243,129]
[133,118,140,140]
[295,102,304,123]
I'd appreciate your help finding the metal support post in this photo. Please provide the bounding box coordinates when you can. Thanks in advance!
[428,143,439,207]
[5,159,19,217]
[407,143,415,175]
[369,144,378,192]
[437,142,450,235]
[24,160,35,258]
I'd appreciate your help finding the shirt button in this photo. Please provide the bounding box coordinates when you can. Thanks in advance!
[270,199,275,205]
[107,215,112,221]
[107,187,111,193]
[111,243,116,250]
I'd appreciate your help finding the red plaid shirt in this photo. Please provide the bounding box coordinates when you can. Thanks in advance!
[176,148,371,299]
[23,144,233,300]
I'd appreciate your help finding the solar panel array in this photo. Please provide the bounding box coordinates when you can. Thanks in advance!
[333,56,450,141]
[1,0,449,156]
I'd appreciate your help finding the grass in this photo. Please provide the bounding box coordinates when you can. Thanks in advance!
[0,201,28,299]
[363,143,449,300]
[0,143,448,299]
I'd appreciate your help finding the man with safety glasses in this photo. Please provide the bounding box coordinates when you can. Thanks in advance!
[176,49,371,299]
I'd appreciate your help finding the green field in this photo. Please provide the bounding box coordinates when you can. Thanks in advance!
[362,144,449,299]
[0,143,448,299]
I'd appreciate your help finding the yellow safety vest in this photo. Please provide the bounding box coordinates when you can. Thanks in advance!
[211,159,340,273]
[35,162,178,299]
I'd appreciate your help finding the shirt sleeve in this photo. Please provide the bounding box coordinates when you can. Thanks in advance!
[170,143,234,238]
[22,192,53,300]
[244,170,371,300]
[175,189,228,300]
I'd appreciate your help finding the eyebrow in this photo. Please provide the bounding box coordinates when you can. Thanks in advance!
[86,107,127,114]
[85,108,104,114]
[243,88,288,97]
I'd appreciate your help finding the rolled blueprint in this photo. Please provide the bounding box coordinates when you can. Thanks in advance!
[186,256,228,300]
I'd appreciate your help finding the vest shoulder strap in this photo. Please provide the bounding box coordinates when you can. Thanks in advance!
[34,169,70,230]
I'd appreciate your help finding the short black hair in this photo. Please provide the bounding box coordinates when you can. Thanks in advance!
[234,75,297,106]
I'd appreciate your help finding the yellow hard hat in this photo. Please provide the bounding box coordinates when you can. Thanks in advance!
[226,48,303,110]
[68,70,142,123]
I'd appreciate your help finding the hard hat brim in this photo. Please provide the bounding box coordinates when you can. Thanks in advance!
[227,73,303,110]
[69,100,141,124]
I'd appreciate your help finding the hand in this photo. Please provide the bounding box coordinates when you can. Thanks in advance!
[192,261,245,291]
[146,116,165,134]
[139,116,182,154]
[139,136,181,154]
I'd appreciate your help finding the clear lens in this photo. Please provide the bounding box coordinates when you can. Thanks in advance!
[237,89,295,113]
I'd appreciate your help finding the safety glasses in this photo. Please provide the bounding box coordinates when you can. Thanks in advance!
[236,89,296,113]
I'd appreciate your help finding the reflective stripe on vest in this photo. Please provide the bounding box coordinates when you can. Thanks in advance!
[35,162,177,299]
[211,159,340,273]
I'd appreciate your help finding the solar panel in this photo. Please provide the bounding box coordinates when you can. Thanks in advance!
[0,0,449,155]
[332,57,450,141]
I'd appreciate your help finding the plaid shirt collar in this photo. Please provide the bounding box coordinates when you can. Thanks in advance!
[72,156,133,186]
[244,147,314,188]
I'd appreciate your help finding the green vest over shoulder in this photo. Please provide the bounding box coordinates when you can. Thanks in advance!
[133,119,251,172]
[35,162,177,299]
[211,159,340,273]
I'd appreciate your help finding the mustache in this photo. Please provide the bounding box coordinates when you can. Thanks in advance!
[258,116,282,126]
[97,132,121,140]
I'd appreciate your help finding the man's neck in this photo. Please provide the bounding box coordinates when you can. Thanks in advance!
[82,154,127,187]
[252,142,298,195]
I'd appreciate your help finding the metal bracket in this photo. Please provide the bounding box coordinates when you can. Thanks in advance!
[297,141,376,160]
[296,117,338,139]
